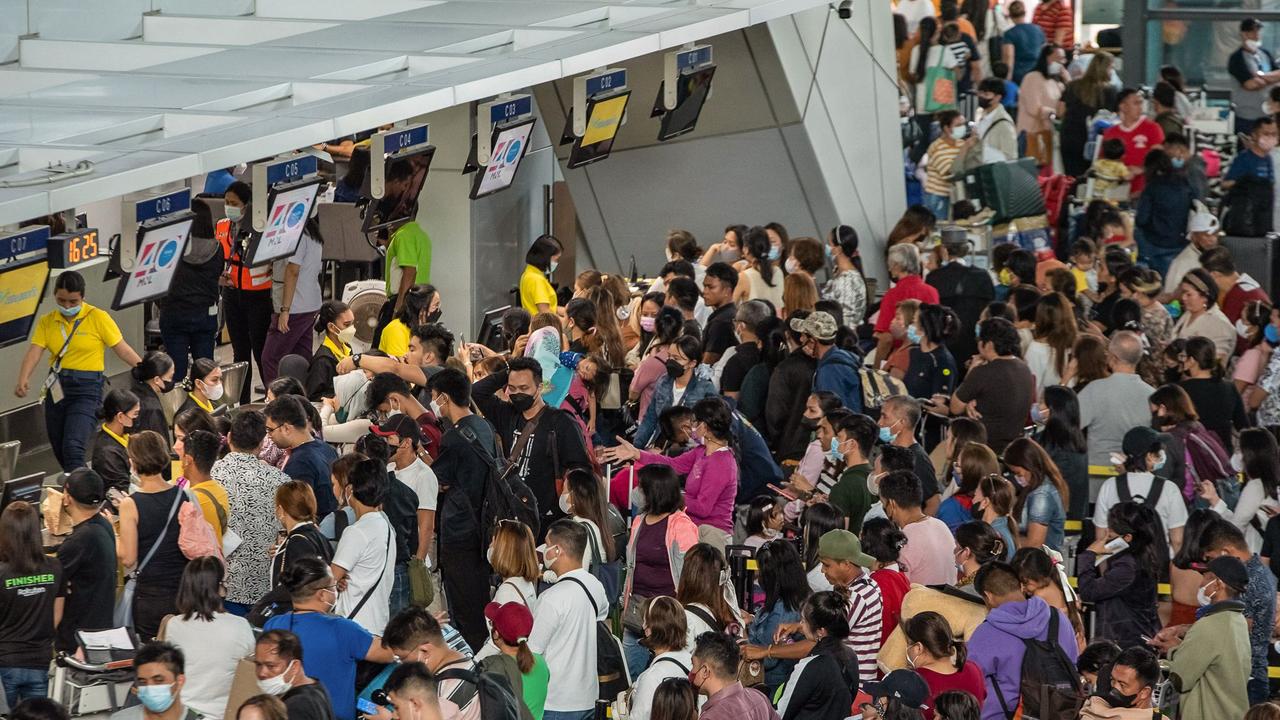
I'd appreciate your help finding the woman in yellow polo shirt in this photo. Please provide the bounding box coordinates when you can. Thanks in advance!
[519,234,563,315]
[91,388,139,493]
[178,358,223,418]
[307,299,355,400]
[14,271,141,472]
[377,284,439,357]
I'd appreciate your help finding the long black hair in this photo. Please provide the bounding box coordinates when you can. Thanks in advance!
[1040,385,1086,454]
[801,503,846,570]
[1172,508,1218,571]
[756,539,811,613]
[744,226,777,287]
[1240,427,1280,500]
[913,17,940,84]
[1107,501,1168,574]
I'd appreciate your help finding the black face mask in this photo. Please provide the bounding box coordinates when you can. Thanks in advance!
[160,378,176,393]
[801,416,820,430]
[978,95,996,109]
[1106,688,1139,709]
[427,309,442,324]
[665,359,687,378]
[509,393,536,414]
[970,501,986,520]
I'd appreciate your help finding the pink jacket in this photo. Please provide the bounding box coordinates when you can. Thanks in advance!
[623,509,700,599]
[640,447,738,532]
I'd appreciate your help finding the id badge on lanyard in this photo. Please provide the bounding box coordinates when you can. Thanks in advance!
[42,318,82,403]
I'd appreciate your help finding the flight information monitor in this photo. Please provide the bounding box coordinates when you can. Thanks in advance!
[658,66,716,141]
[361,146,434,233]
[0,258,50,349]
[568,91,630,169]
[471,118,536,199]
[112,215,192,311]
[246,178,323,267]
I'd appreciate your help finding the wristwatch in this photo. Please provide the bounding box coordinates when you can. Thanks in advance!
[352,353,363,369]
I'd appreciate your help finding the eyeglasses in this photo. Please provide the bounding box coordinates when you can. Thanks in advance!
[265,423,281,434]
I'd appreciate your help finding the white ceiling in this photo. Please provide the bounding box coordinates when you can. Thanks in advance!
[0,0,825,225]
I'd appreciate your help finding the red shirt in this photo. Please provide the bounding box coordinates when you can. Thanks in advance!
[1223,277,1269,354]
[871,567,911,645]
[875,274,941,333]
[1032,0,1074,48]
[1102,119,1165,195]
[917,662,988,720]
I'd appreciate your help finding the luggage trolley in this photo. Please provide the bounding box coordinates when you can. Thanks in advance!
[50,630,140,716]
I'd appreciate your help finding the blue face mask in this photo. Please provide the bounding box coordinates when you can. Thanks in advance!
[1171,156,1186,169]
[1151,451,1167,471]
[905,326,922,345]
[827,437,842,461]
[879,423,898,444]
[1267,324,1280,346]
[767,246,781,262]
[137,684,176,713]
[825,243,835,260]
[974,323,983,340]
[58,304,81,318]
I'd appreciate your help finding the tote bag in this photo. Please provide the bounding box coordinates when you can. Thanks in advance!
[923,48,957,113]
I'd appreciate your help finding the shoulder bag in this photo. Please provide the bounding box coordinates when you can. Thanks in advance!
[114,489,184,629]
[345,513,394,621]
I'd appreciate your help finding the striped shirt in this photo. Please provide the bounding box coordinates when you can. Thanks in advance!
[925,138,963,196]
[1032,0,1074,48]
[843,572,884,680]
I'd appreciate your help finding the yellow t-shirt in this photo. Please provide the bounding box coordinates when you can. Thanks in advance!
[379,318,411,357]
[30,303,122,372]
[190,479,230,540]
[520,265,557,316]
[1070,267,1089,294]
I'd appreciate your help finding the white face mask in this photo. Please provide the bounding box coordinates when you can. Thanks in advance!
[486,547,494,566]
[202,380,225,402]
[1231,451,1244,473]
[558,493,573,514]
[335,324,358,346]
[1247,39,1262,52]
[226,206,244,222]
[950,125,968,140]
[784,257,800,274]
[1047,61,1064,78]
[867,472,883,496]
[1196,580,1217,607]
[256,661,295,696]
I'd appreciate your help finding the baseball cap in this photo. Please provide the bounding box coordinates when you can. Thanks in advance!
[863,669,930,709]
[484,602,534,645]
[371,414,421,444]
[1207,556,1249,594]
[817,529,877,568]
[1187,211,1219,235]
[64,468,105,506]
[789,311,838,342]
[1121,426,1169,460]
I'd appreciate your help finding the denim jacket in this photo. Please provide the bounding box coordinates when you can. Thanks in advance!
[747,599,803,694]
[634,372,719,447]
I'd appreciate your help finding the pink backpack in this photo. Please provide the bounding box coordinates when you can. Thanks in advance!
[178,489,225,565]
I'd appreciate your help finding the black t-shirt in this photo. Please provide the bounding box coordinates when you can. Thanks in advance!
[56,514,117,652]
[910,443,940,503]
[720,343,762,393]
[284,682,338,720]
[1178,378,1247,453]
[0,557,66,667]
[703,304,737,357]
[904,346,958,399]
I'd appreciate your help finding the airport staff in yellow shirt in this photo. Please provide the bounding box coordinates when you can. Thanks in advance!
[14,271,141,472]
[520,234,563,315]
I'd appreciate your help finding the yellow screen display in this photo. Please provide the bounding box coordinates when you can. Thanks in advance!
[582,93,628,146]
[0,261,49,326]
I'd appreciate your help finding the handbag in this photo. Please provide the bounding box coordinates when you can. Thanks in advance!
[114,489,183,629]
[621,593,649,635]
[922,50,957,113]
[408,556,435,608]
[1026,130,1055,167]
[685,604,764,688]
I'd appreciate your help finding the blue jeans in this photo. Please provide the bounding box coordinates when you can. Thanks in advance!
[224,601,252,617]
[0,667,49,709]
[1249,675,1270,705]
[923,192,951,222]
[1136,233,1184,282]
[390,564,410,616]
[159,309,218,385]
[44,370,104,472]
[544,710,594,720]
[622,629,651,682]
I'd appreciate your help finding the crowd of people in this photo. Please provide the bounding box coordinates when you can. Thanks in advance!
[7,8,1280,720]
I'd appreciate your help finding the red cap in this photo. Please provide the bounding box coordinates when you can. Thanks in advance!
[484,602,533,644]
[371,414,421,443]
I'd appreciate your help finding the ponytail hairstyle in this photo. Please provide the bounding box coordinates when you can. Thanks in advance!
[184,357,219,393]
[100,389,141,423]
[314,300,351,335]
[954,521,1006,567]
[1184,336,1223,379]
[829,224,863,275]
[131,351,175,386]
[977,474,1020,538]
[860,517,908,565]
[1106,501,1168,575]
[918,303,959,346]
[903,611,967,670]
[1011,547,1084,637]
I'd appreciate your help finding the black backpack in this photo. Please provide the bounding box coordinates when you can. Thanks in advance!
[562,576,631,701]
[989,609,1083,720]
[437,667,521,720]
[1116,473,1165,508]
[458,425,540,549]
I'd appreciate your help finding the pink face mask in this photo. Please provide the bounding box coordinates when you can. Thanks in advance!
[639,316,656,333]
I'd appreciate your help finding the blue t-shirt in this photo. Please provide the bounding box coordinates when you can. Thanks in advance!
[1021,482,1066,552]
[284,439,339,518]
[1001,80,1020,112]
[1004,23,1046,83]
[264,612,374,720]
[1226,150,1275,185]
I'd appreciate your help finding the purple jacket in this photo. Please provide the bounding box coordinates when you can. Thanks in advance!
[639,446,738,532]
[968,596,1079,720]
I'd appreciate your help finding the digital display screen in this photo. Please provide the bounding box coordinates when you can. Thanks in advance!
[112,216,192,311]
[361,146,434,234]
[568,91,630,169]
[659,66,716,141]
[471,119,536,200]
[246,179,322,267]
[49,229,102,269]
[0,259,50,348]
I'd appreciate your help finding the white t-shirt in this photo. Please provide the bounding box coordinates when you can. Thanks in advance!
[528,568,608,713]
[630,651,699,720]
[163,613,256,720]
[899,516,959,586]
[571,516,606,570]
[1211,477,1280,553]
[393,458,439,511]
[683,603,718,652]
[807,564,834,593]
[1093,472,1189,545]
[332,511,397,634]
[271,233,323,314]
[477,577,540,660]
